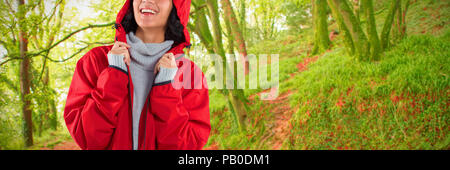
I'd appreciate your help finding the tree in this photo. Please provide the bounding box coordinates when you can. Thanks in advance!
[282,0,310,33]
[312,0,331,55]
[31,0,66,134]
[238,0,246,39]
[392,0,411,45]
[249,0,282,40]
[326,0,407,61]
[206,0,248,132]
[0,0,114,147]
[327,0,370,61]
[361,0,381,61]
[380,0,400,50]
[17,0,33,147]
[188,4,215,54]
[190,0,249,132]
[221,0,249,75]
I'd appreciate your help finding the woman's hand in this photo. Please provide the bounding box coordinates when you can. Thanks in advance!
[154,53,177,74]
[108,41,131,66]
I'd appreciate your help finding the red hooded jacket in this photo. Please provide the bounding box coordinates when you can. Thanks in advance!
[64,0,211,150]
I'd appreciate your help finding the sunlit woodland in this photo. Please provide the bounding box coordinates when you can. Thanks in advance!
[0,0,448,149]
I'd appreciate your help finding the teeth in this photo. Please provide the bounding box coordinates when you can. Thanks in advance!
[141,9,156,14]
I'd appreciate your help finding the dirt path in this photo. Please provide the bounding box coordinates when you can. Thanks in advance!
[249,54,320,149]
[265,90,296,150]
[40,140,80,150]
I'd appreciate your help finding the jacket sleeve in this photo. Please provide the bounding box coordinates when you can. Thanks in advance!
[150,62,211,150]
[64,50,129,150]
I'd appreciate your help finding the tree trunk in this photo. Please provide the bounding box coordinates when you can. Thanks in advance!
[205,0,248,132]
[327,0,369,61]
[312,0,331,55]
[206,0,228,90]
[224,14,235,55]
[228,91,247,132]
[190,1,215,54]
[401,0,411,38]
[221,0,249,75]
[42,66,58,130]
[327,0,355,56]
[353,0,361,22]
[393,0,410,42]
[206,0,226,57]
[380,0,400,50]
[239,0,246,39]
[42,1,64,131]
[17,0,33,147]
[361,0,381,61]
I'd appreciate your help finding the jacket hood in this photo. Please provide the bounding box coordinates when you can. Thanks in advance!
[114,0,191,55]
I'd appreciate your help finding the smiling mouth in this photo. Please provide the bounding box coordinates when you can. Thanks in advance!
[140,8,157,15]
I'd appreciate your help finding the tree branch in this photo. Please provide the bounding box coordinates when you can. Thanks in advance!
[27,21,115,57]
[44,40,113,63]
[1,21,115,65]
[190,4,207,16]
[36,51,49,82]
[0,73,18,92]
[80,40,114,45]
[4,0,16,13]
[45,45,90,63]
[0,56,20,66]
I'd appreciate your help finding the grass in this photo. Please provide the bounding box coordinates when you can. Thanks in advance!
[206,91,274,149]
[405,0,450,36]
[27,129,73,150]
[285,32,449,149]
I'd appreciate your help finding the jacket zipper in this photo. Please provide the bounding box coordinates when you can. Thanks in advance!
[127,74,133,150]
[142,98,149,150]
[126,52,148,150]
[129,72,147,150]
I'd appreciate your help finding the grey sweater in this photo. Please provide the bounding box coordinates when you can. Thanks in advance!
[107,32,178,150]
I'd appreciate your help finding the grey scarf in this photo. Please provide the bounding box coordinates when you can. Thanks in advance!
[126,32,175,150]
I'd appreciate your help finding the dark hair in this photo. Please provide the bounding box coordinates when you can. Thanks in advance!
[121,0,186,46]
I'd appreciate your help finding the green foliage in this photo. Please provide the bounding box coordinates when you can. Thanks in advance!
[206,93,274,149]
[0,0,120,149]
[404,0,450,36]
[312,0,331,54]
[281,1,311,34]
[247,0,284,41]
[286,32,449,149]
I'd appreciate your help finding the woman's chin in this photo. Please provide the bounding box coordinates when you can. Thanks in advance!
[138,25,162,30]
[136,21,161,29]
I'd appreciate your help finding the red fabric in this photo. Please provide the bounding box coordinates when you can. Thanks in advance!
[64,0,210,150]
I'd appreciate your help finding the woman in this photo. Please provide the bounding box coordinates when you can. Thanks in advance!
[64,0,211,150]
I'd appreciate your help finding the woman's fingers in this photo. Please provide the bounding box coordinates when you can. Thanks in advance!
[159,53,177,68]
[154,53,176,74]
[167,53,176,67]
[114,48,128,54]
[111,41,129,49]
[123,51,130,66]
[113,49,129,56]
[109,44,131,66]
[154,62,161,74]
[116,41,131,48]
[114,46,128,51]
[123,52,130,66]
